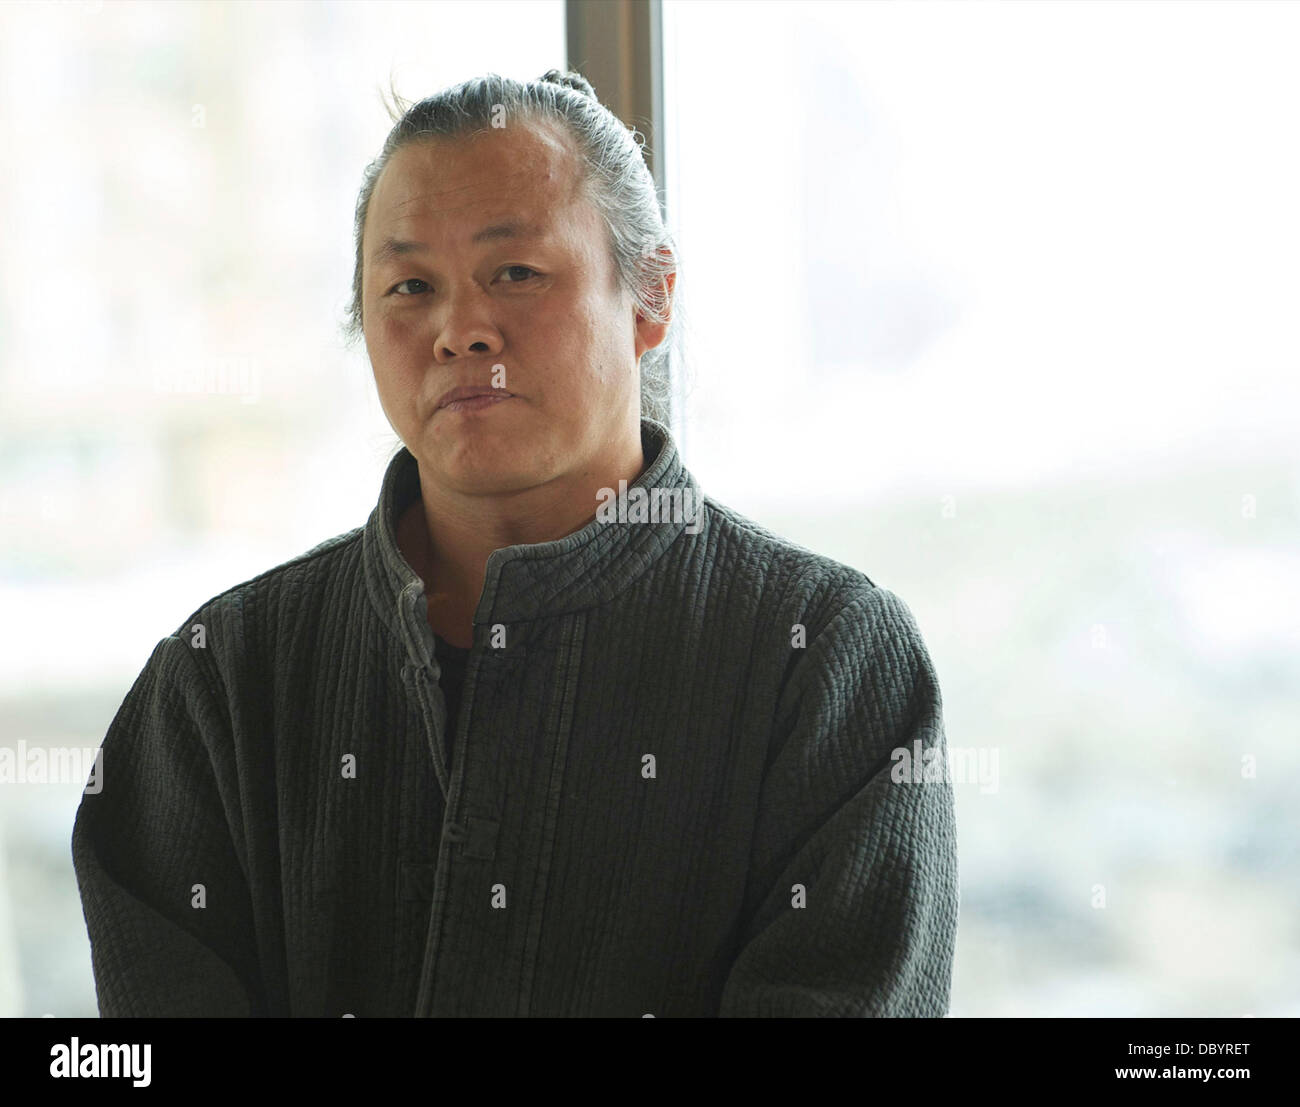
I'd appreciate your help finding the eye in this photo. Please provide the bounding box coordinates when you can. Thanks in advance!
[390,278,429,296]
[500,265,539,283]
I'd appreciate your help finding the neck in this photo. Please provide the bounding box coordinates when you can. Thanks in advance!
[396,428,647,644]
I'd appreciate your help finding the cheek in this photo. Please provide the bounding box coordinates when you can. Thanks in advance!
[565,296,621,366]
[369,316,421,373]
[367,324,425,412]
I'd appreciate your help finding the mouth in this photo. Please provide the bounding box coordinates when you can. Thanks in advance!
[435,386,516,413]
[439,393,514,414]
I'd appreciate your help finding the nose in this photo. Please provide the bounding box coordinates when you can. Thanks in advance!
[433,286,504,364]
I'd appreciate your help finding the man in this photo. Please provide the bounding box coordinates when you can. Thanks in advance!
[72,71,958,1017]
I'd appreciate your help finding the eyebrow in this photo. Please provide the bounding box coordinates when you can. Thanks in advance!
[369,220,545,265]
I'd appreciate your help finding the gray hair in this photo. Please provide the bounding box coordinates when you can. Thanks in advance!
[343,69,682,426]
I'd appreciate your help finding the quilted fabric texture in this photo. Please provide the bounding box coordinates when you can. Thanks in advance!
[72,417,958,1017]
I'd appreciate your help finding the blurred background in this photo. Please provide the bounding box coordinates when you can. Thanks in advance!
[1,0,1296,1017]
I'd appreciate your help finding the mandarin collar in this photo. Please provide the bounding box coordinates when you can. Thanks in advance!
[362,417,704,667]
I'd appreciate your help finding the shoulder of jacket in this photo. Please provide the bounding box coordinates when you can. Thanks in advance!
[168,524,365,638]
[701,492,881,593]
[698,494,935,657]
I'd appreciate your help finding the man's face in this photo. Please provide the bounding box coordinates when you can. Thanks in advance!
[361,118,649,497]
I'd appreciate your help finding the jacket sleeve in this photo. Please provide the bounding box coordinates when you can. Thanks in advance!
[71,632,263,1016]
[719,585,959,1017]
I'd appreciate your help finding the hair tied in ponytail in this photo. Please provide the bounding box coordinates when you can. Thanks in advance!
[539,68,597,100]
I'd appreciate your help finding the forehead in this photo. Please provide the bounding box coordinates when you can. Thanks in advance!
[364,118,588,247]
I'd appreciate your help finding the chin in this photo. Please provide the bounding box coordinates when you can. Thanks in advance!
[430,435,540,490]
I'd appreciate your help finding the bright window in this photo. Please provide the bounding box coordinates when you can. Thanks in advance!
[665,0,1300,1017]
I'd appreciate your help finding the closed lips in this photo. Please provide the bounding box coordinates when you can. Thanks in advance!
[436,386,514,409]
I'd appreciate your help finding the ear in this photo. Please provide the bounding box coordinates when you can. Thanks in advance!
[633,251,676,359]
